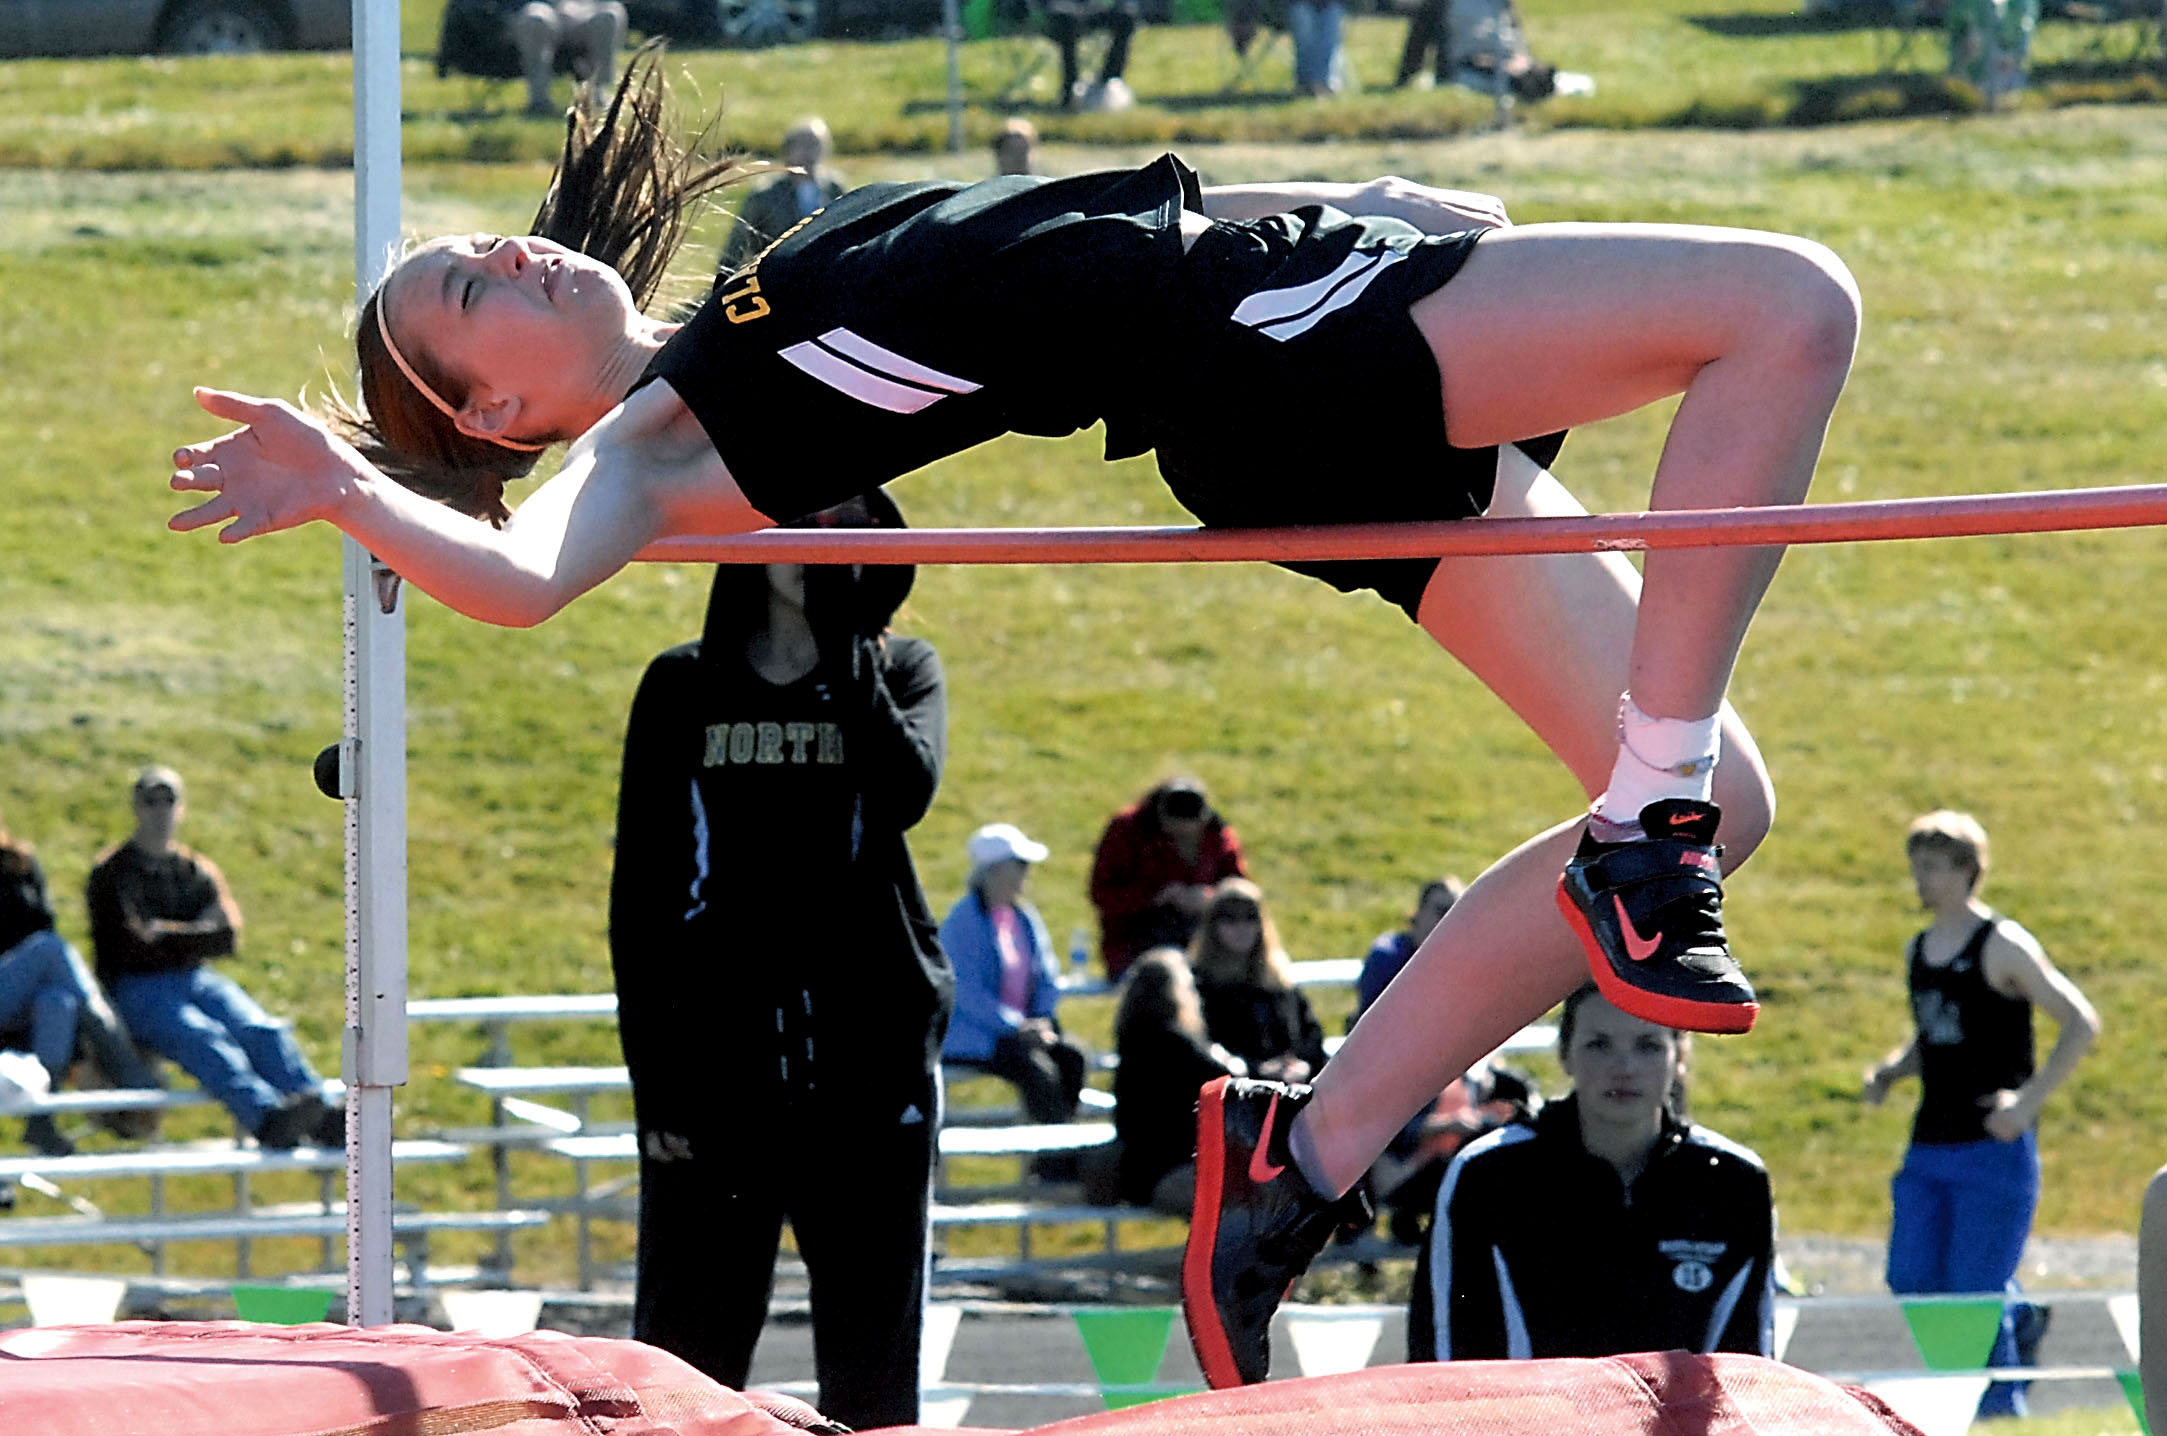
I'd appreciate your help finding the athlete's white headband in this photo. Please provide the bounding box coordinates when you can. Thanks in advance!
[373,290,549,455]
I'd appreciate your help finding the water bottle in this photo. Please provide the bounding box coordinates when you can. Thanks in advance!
[1068,925,1092,983]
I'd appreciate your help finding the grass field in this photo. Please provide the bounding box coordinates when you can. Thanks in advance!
[0,0,2157,166]
[1,29,2164,1288]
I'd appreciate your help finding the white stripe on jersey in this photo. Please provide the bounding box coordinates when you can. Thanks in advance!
[816,328,983,395]
[1231,248,1406,342]
[778,341,947,414]
[1431,1123,1537,1360]
[776,328,984,415]
[1493,1247,1533,1360]
[1699,1259,1760,1355]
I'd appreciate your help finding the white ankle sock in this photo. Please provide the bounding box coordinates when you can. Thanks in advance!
[1593,693,1720,831]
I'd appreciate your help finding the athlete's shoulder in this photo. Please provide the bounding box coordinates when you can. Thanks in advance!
[1982,910,2046,959]
[883,632,942,671]
[1453,1118,1541,1170]
[1679,1121,1768,1176]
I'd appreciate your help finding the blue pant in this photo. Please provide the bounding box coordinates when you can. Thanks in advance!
[109,967,320,1134]
[1288,1,1346,91]
[1886,1133,2040,1418]
[0,929,89,1080]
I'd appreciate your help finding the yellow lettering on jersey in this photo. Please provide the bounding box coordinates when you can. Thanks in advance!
[718,274,770,325]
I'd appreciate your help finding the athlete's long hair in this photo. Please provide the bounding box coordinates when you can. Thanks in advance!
[1186,877,1297,994]
[330,44,760,525]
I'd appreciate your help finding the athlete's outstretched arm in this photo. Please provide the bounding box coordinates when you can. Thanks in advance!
[170,382,769,628]
[1201,177,1511,235]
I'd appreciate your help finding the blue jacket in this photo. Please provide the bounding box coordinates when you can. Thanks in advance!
[939,890,1060,1063]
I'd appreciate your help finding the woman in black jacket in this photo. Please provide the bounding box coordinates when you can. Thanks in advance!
[1411,981,1775,1362]
[1112,946,1245,1214]
[607,487,951,1432]
[1187,879,1327,1085]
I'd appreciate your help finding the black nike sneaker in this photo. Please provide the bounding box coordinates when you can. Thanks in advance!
[1556,797,1759,1034]
[1182,1076,1371,1388]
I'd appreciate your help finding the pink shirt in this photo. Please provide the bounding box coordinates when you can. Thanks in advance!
[992,904,1033,1016]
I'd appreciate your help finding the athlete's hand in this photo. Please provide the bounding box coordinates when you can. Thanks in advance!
[1357,176,1511,235]
[170,388,370,543]
[1979,1087,2035,1142]
[1860,1065,1891,1106]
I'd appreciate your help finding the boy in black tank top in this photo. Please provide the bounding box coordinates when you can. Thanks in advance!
[1861,810,2100,1420]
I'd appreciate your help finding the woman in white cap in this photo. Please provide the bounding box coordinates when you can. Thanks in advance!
[939,822,1088,1127]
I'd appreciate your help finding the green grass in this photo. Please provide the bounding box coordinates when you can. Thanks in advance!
[0,0,2158,167]
[3,67,2167,1284]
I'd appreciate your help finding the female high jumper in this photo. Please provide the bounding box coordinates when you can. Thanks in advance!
[167,50,1860,1390]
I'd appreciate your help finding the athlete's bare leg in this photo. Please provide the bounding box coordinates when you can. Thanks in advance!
[1412,221,1860,721]
[1184,223,1854,1388]
[1291,227,1853,1191]
[1299,451,1775,1192]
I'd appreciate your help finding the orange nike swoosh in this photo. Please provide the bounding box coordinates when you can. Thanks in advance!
[1667,812,1701,827]
[1249,1093,1287,1184]
[1614,896,1662,963]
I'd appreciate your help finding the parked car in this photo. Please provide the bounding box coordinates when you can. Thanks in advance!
[0,0,351,57]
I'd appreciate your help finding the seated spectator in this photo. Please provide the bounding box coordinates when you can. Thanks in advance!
[1228,0,1344,95]
[721,118,846,273]
[86,767,343,1151]
[939,822,1089,1125]
[1410,982,1774,1361]
[2,808,161,1157]
[1397,0,1555,99]
[1088,776,1248,980]
[513,0,625,117]
[1288,0,1347,95]
[1354,876,1465,1018]
[1354,877,1525,1241]
[1187,879,1327,1086]
[1042,0,1139,111]
[998,0,1136,110]
[1112,947,1246,1214]
[436,0,626,118]
[992,116,1038,176]
[1365,1053,1533,1248]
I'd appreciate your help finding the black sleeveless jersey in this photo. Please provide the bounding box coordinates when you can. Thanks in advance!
[640,155,1202,523]
[1908,914,2036,1145]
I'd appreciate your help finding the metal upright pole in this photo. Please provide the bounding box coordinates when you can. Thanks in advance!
[346,0,409,1329]
[941,0,965,153]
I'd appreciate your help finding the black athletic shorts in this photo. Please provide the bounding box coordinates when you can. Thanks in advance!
[1152,214,1566,618]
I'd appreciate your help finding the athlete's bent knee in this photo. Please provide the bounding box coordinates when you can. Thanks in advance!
[1757,238,1862,379]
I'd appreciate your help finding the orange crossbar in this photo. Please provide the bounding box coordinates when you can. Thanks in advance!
[636,482,2167,565]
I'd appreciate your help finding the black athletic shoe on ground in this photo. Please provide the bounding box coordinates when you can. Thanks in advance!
[1556,797,1759,1035]
[1182,1076,1371,1388]
[253,1096,316,1151]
